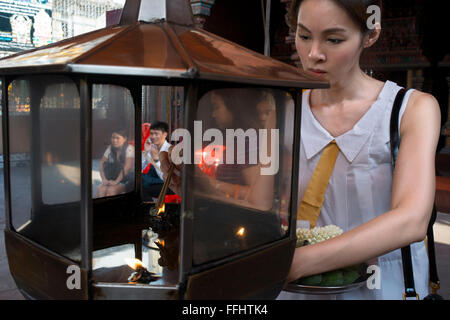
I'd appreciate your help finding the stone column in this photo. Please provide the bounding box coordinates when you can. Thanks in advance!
[190,0,216,29]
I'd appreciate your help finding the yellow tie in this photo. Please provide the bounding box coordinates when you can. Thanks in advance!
[297,140,340,228]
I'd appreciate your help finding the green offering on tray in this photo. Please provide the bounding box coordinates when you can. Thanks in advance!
[294,225,366,287]
[342,269,360,285]
[296,274,322,286]
[321,270,344,286]
[294,264,364,287]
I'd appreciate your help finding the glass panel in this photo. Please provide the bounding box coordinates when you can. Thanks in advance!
[41,81,81,205]
[91,85,184,287]
[7,78,32,230]
[187,88,294,265]
[92,85,135,199]
[141,86,183,201]
[8,75,81,262]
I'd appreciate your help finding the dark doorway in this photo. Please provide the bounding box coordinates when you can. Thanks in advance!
[204,0,265,54]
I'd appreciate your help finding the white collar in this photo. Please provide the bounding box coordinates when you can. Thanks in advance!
[302,81,395,163]
[160,140,172,152]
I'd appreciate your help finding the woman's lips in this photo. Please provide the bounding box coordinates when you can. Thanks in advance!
[308,69,326,76]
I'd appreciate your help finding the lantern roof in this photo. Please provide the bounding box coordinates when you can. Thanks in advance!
[0,0,328,89]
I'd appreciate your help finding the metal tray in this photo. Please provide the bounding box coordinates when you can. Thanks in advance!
[285,263,370,295]
[285,277,368,295]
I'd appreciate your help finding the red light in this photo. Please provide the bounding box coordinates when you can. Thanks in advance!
[196,145,225,177]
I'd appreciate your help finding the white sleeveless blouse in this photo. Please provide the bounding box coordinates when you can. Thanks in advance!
[278,80,429,300]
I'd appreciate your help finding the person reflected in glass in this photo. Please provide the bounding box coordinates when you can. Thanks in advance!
[142,121,173,200]
[97,128,135,197]
[161,89,277,211]
[256,90,277,130]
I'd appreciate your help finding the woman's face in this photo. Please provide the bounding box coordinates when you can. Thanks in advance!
[257,100,275,128]
[295,0,365,84]
[211,93,233,129]
[111,132,127,149]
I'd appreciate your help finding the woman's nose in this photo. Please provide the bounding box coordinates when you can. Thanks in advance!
[308,42,325,62]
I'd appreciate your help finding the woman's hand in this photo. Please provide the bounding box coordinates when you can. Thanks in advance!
[109,180,120,186]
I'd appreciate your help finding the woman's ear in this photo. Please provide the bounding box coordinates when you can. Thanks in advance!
[363,22,381,48]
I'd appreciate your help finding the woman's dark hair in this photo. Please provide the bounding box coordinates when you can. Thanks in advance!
[286,0,382,35]
[110,128,129,165]
[111,128,128,140]
[209,89,262,131]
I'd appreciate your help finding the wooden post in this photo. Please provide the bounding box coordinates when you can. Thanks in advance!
[411,69,424,91]
[407,69,413,89]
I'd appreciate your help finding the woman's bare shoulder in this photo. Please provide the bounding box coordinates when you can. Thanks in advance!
[408,90,439,107]
[405,90,440,119]
[401,89,441,136]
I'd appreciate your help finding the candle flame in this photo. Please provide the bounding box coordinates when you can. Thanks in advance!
[124,258,147,270]
[157,203,165,215]
[236,227,245,237]
[156,239,165,247]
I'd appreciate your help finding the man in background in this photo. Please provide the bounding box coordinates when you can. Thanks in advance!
[142,121,172,200]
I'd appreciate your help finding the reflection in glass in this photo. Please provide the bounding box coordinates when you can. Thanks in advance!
[188,88,294,265]
[92,85,135,198]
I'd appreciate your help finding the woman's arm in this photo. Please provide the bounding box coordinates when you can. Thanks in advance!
[112,156,134,185]
[241,165,275,210]
[99,156,108,184]
[287,91,441,283]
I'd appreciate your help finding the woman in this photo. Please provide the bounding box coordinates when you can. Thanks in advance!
[277,0,440,299]
[97,128,135,197]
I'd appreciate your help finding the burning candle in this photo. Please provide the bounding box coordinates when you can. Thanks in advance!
[157,203,166,216]
[124,258,159,284]
[236,227,245,237]
[236,226,247,249]
[125,258,147,270]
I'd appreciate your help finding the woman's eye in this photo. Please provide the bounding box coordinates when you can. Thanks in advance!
[298,35,310,41]
[327,38,343,44]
